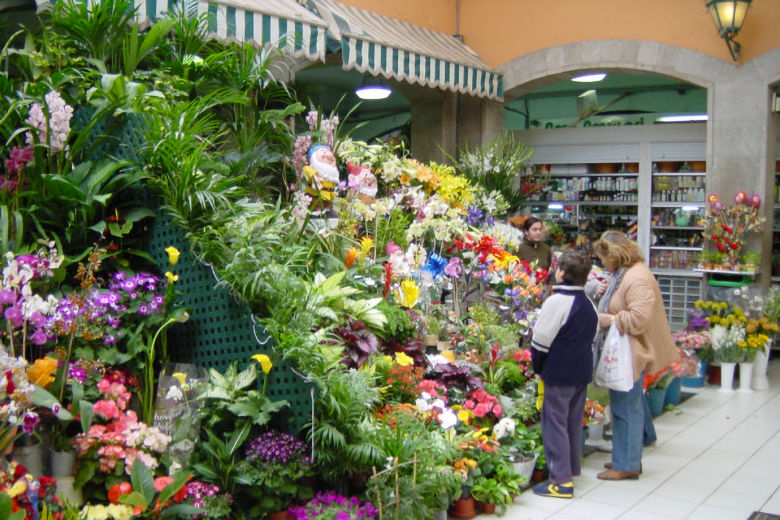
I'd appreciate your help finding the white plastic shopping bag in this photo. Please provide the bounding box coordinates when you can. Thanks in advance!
[594,322,634,391]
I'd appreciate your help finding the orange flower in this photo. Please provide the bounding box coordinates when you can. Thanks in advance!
[344,247,359,268]
[26,356,58,389]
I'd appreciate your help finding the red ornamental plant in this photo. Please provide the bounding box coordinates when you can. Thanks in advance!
[701,191,764,265]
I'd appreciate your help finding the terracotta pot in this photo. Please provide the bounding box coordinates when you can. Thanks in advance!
[479,501,497,514]
[688,160,706,172]
[268,511,290,520]
[531,468,547,483]
[656,161,682,172]
[451,497,477,519]
[594,163,619,173]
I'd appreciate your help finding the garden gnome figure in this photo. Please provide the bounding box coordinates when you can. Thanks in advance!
[346,161,377,203]
[304,143,339,201]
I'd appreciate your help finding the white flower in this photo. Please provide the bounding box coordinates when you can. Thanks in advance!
[165,385,184,402]
[493,417,516,439]
[438,408,457,429]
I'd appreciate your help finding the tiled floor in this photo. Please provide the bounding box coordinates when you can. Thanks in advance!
[496,358,780,520]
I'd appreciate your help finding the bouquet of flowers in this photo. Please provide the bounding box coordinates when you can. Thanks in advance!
[0,461,63,519]
[288,491,376,520]
[696,299,771,363]
[672,329,712,363]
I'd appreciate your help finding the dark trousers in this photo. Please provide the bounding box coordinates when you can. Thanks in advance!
[541,381,588,483]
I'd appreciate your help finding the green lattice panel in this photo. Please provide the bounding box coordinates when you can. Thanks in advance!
[72,109,146,163]
[142,210,313,433]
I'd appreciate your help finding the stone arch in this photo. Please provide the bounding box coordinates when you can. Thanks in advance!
[497,39,733,100]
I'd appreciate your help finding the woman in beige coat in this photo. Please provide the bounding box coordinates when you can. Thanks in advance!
[593,231,678,481]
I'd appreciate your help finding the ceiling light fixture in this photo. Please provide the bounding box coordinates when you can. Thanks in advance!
[571,73,606,83]
[705,0,752,61]
[656,114,709,123]
[355,76,392,100]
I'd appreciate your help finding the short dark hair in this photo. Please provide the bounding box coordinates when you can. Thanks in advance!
[523,216,541,232]
[557,250,592,286]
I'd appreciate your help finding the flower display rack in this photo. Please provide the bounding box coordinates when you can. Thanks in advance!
[143,212,313,433]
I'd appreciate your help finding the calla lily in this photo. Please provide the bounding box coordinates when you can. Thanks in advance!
[398,278,419,308]
[252,353,273,374]
[165,246,180,265]
[172,373,187,385]
[165,271,179,284]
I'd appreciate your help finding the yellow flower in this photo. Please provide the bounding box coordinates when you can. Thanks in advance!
[359,236,374,257]
[252,353,273,374]
[26,356,58,389]
[165,246,180,265]
[457,409,473,424]
[165,271,179,284]
[394,352,414,367]
[7,477,27,498]
[398,278,420,308]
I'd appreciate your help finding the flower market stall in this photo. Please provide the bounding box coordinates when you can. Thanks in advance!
[0,1,633,519]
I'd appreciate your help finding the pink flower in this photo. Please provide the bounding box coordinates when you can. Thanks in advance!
[473,403,491,418]
[93,399,120,420]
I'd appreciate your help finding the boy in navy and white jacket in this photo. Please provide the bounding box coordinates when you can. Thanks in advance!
[530,250,598,499]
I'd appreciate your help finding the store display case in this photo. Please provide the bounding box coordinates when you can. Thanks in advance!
[648,161,706,274]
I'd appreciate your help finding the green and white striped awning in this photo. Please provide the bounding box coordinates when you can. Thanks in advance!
[143,0,327,60]
[35,0,327,61]
[306,0,502,101]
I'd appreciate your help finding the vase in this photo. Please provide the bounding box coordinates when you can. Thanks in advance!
[645,388,666,417]
[50,449,76,477]
[719,362,736,393]
[663,377,683,407]
[451,497,476,519]
[708,364,721,385]
[682,359,708,388]
[737,362,754,393]
[512,454,538,484]
[11,440,44,478]
[752,345,770,391]
[56,476,83,506]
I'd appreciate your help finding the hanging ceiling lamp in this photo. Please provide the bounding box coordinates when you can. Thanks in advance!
[355,76,392,100]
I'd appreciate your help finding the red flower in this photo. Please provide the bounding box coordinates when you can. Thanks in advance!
[108,481,133,504]
[5,370,15,394]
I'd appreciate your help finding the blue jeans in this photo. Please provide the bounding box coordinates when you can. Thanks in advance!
[643,389,657,446]
[609,372,645,472]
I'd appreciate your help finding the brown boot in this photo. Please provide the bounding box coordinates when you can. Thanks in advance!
[597,468,640,480]
[603,462,642,473]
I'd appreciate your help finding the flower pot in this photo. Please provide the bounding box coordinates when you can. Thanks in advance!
[479,501,497,515]
[682,360,707,388]
[752,345,770,391]
[50,449,76,477]
[531,468,547,483]
[56,476,83,506]
[719,362,736,393]
[663,378,682,407]
[512,455,538,484]
[645,388,666,417]
[737,362,754,393]
[434,509,448,520]
[12,440,44,478]
[268,511,291,520]
[451,497,476,519]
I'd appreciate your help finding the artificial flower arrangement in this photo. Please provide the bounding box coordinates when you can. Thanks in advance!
[0,461,63,519]
[699,191,765,271]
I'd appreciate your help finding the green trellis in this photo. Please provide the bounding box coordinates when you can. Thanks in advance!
[77,107,313,433]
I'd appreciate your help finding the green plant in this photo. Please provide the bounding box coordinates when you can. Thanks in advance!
[452,133,541,211]
[764,287,780,324]
[470,477,511,515]
[739,250,762,266]
[697,249,724,265]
